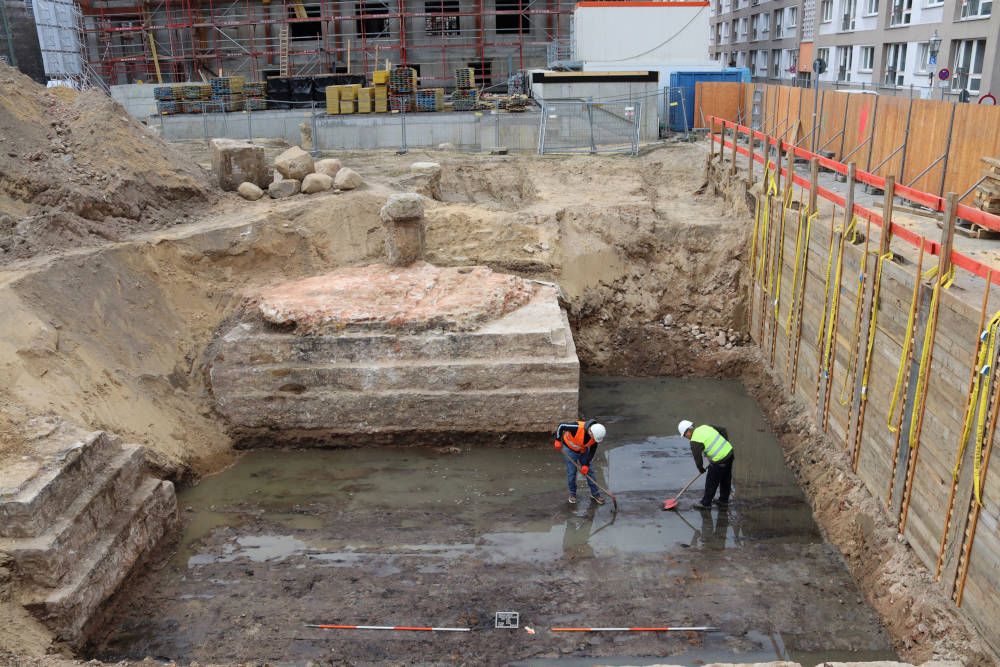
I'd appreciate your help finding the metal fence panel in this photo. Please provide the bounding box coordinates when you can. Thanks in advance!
[538,101,641,155]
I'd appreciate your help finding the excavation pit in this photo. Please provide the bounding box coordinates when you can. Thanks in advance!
[91,378,897,665]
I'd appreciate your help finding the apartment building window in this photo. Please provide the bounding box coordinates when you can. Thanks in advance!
[739,17,748,40]
[960,0,992,18]
[926,0,943,5]
[916,41,931,72]
[772,48,782,76]
[952,38,986,92]
[773,8,783,36]
[751,13,760,40]
[714,22,722,44]
[752,0,759,6]
[821,0,834,20]
[722,21,730,41]
[787,6,798,25]
[425,0,459,35]
[817,46,831,71]
[860,45,874,71]
[884,42,906,84]
[890,0,913,24]
[841,0,857,29]
[864,0,878,13]
[761,12,769,36]
[496,0,530,34]
[837,45,853,79]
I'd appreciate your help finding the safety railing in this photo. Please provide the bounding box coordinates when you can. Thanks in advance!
[707,115,1000,285]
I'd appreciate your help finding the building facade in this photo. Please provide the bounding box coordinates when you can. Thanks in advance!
[0,0,46,83]
[708,0,805,81]
[710,0,998,99]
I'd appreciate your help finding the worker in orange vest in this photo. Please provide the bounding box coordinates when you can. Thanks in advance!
[554,419,607,505]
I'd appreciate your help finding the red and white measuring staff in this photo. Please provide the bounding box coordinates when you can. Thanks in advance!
[551,626,718,632]
[306,624,469,632]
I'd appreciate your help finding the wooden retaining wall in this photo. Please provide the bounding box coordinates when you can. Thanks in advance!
[713,135,1000,655]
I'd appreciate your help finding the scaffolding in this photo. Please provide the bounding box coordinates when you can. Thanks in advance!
[77,0,576,89]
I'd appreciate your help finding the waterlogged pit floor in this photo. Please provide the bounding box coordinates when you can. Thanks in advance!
[92,378,897,666]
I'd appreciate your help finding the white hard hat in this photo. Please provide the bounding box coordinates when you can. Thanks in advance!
[590,423,606,443]
[677,420,694,437]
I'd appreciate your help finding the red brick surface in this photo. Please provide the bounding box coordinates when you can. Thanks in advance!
[257,262,536,333]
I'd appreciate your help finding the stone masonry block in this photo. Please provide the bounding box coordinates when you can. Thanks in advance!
[210,139,269,191]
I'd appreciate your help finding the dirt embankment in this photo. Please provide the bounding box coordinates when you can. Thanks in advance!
[0,64,212,262]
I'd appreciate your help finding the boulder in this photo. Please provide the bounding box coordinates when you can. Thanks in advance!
[301,173,334,194]
[334,167,363,190]
[410,161,441,176]
[314,158,342,178]
[274,146,314,181]
[268,178,301,199]
[210,138,269,191]
[237,182,265,201]
[380,193,425,222]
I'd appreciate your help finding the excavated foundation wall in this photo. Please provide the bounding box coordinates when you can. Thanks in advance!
[707,158,1000,658]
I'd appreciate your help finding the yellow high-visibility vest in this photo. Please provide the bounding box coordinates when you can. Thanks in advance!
[691,425,732,462]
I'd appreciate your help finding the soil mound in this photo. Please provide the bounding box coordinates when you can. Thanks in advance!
[0,63,212,263]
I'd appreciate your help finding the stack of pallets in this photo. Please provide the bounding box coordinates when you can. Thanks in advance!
[244,82,267,110]
[976,157,1000,214]
[452,88,477,111]
[389,95,412,113]
[415,88,444,112]
[453,67,477,111]
[455,67,475,89]
[210,76,246,112]
[388,67,416,112]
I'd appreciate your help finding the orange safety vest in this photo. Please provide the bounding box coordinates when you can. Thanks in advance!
[557,421,596,453]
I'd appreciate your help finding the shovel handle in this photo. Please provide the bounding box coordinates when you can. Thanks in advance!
[671,471,704,502]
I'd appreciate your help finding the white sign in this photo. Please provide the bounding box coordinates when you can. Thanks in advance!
[495,611,519,629]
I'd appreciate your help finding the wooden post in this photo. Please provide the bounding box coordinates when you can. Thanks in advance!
[784,146,794,199]
[844,162,857,230]
[900,194,959,531]
[936,271,991,583]
[709,119,716,160]
[888,244,928,514]
[880,175,896,254]
[729,124,738,175]
[939,193,958,278]
[808,158,820,215]
[775,138,782,195]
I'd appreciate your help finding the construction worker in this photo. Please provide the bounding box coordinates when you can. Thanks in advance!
[677,420,733,510]
[554,419,607,505]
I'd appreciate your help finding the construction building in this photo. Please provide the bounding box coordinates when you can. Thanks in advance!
[74,0,575,89]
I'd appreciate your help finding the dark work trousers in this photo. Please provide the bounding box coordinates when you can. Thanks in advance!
[701,453,734,505]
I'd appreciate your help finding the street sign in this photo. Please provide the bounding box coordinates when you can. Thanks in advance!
[938,68,951,81]
[929,55,937,65]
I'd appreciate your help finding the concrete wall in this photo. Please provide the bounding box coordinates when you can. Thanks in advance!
[722,163,1000,657]
[1,0,46,83]
[111,83,165,122]
[573,3,711,66]
[153,106,658,151]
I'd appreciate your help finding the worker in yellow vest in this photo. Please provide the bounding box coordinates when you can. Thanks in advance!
[677,420,734,510]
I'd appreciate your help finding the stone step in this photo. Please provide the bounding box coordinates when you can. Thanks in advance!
[25,477,178,645]
[217,387,579,432]
[0,432,121,539]
[0,445,146,589]
[210,355,580,395]
[217,324,571,366]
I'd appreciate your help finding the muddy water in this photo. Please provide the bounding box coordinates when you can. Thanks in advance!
[93,377,896,666]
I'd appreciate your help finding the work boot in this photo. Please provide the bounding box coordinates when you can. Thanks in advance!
[590,493,605,505]
[693,501,712,510]
[568,495,577,505]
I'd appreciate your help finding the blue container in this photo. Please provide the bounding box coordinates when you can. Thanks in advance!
[668,69,748,131]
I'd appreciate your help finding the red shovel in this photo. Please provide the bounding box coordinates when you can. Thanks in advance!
[662,472,703,511]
